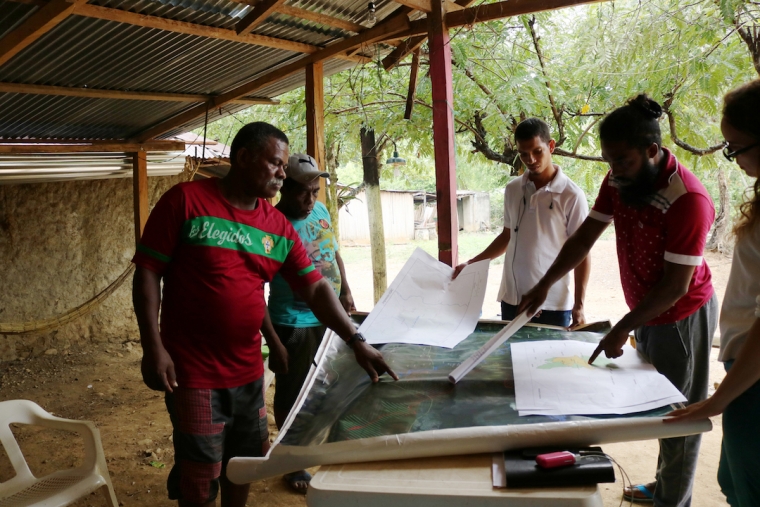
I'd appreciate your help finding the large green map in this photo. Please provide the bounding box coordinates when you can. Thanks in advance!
[281,320,673,447]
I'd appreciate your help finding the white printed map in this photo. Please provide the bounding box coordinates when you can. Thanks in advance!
[512,340,686,416]
[359,248,489,348]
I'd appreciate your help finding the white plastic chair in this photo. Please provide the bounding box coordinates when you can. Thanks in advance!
[0,400,118,507]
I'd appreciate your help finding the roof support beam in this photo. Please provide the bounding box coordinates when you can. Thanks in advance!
[384,0,605,67]
[0,141,185,153]
[403,49,420,119]
[305,61,326,204]
[132,151,149,246]
[383,34,426,71]
[73,3,363,61]
[0,0,87,67]
[446,0,604,27]
[11,0,374,35]
[393,0,463,13]
[0,81,278,105]
[428,0,457,267]
[382,0,475,71]
[235,0,286,34]
[133,9,412,142]
[276,4,365,33]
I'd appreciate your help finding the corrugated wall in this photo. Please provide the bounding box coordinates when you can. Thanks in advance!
[339,190,414,243]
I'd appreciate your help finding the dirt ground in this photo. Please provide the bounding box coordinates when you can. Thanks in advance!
[0,238,733,506]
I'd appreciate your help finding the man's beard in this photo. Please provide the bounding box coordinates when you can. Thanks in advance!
[616,159,659,208]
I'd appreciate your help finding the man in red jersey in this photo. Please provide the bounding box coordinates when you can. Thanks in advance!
[132,122,397,507]
[519,96,717,507]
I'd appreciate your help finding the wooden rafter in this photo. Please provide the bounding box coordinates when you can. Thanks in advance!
[428,0,458,266]
[393,0,463,13]
[404,49,421,119]
[305,62,326,203]
[72,3,363,62]
[383,0,602,68]
[0,141,186,153]
[132,151,149,246]
[133,10,412,142]
[235,0,286,34]
[383,0,475,71]
[11,0,371,35]
[446,0,603,27]
[0,82,278,105]
[383,34,427,70]
[276,4,365,33]
[0,0,87,67]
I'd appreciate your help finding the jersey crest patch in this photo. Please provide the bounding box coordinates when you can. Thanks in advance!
[319,219,329,229]
[262,235,274,254]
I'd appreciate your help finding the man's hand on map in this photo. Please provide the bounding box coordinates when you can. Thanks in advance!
[351,340,399,383]
[517,281,549,318]
[570,304,586,329]
[588,326,629,364]
[452,261,469,280]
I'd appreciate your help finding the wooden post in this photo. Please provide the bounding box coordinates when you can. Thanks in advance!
[404,49,421,120]
[360,127,388,304]
[428,0,458,266]
[132,151,149,246]
[305,62,327,204]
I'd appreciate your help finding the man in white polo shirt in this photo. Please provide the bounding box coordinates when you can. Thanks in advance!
[453,118,590,328]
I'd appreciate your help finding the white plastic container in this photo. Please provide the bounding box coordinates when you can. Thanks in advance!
[307,454,603,507]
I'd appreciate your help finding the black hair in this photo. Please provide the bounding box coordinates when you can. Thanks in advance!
[514,118,552,143]
[599,94,663,149]
[229,122,289,163]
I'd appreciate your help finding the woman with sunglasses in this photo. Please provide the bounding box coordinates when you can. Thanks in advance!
[667,80,760,505]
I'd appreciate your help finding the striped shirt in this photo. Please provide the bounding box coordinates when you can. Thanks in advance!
[589,148,714,325]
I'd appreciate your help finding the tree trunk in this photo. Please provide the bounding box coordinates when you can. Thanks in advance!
[325,139,341,243]
[707,166,731,253]
[360,127,387,304]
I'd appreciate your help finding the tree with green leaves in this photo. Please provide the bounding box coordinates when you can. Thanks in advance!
[199,0,760,251]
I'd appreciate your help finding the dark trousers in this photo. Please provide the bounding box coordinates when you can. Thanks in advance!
[634,294,718,507]
[501,301,572,327]
[718,360,760,506]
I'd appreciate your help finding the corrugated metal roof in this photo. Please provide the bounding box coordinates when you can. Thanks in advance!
[160,57,358,137]
[0,1,37,40]
[0,151,187,184]
[0,0,398,142]
[0,93,198,139]
[0,16,300,94]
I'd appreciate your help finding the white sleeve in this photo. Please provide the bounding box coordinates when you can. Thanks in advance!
[503,186,511,230]
[565,188,589,236]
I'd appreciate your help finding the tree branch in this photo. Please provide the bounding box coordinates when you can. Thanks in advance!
[662,91,726,156]
[735,11,760,76]
[553,148,604,162]
[528,15,565,146]
[471,112,519,173]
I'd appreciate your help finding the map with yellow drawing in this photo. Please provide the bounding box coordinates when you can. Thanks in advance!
[538,355,617,370]
[512,340,686,416]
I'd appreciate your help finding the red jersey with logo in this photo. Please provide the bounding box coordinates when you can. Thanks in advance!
[588,149,714,325]
[131,178,322,388]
